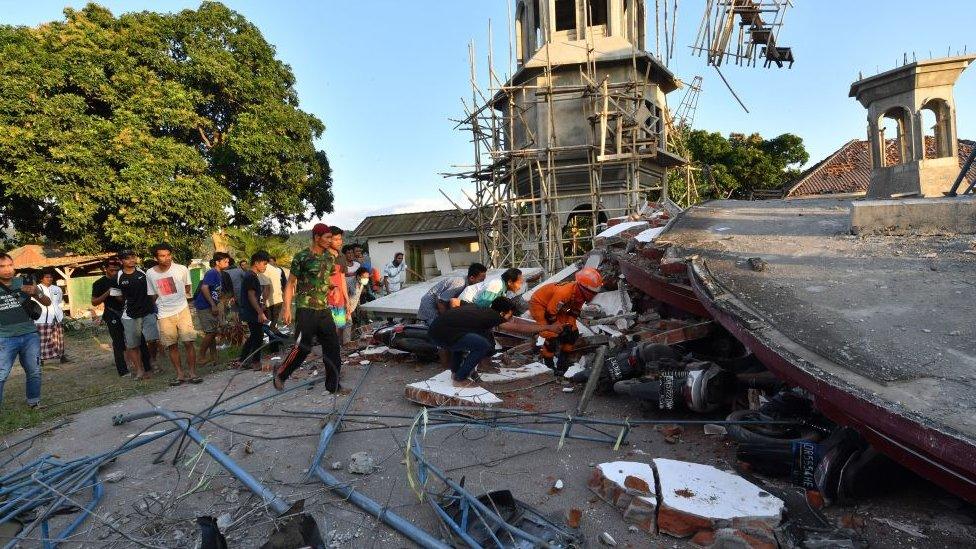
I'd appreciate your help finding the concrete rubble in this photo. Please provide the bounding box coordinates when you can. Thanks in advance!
[3,195,975,548]
[404,370,503,407]
[589,458,783,547]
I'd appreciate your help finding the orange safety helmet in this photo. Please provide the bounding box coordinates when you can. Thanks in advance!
[575,267,604,293]
[370,267,383,283]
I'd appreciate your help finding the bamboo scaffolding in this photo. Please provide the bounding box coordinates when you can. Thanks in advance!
[448,1,685,274]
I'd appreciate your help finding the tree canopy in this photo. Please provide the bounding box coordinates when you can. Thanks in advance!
[0,2,333,256]
[669,130,809,203]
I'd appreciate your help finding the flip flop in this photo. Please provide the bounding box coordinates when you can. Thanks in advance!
[188,377,204,384]
[169,379,185,387]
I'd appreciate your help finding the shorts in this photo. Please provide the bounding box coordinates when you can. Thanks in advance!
[331,307,347,329]
[197,306,220,334]
[122,314,159,349]
[158,307,197,347]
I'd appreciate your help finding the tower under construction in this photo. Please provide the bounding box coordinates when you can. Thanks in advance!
[455,0,686,273]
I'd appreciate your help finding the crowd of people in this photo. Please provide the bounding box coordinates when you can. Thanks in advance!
[0,223,606,406]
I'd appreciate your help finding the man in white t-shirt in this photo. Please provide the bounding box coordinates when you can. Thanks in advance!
[383,252,421,294]
[146,243,199,385]
[264,258,287,354]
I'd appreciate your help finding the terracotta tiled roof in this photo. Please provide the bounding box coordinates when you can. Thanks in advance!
[7,244,114,270]
[786,138,976,197]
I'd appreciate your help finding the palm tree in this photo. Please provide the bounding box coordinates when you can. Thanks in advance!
[222,228,298,267]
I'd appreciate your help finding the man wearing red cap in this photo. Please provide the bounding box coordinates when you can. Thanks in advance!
[274,223,343,392]
[528,267,603,374]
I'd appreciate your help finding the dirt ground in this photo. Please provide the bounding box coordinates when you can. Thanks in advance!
[0,339,974,548]
[0,326,235,436]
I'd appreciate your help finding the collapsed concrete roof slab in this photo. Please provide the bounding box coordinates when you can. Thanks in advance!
[655,197,976,502]
[361,268,543,317]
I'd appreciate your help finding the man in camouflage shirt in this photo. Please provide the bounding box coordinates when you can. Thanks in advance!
[274,223,343,392]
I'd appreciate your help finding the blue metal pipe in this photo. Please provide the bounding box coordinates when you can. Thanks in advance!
[310,465,451,549]
[305,362,372,480]
[49,473,104,548]
[148,408,291,515]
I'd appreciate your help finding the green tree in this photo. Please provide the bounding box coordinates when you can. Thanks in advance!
[222,227,298,267]
[668,129,808,203]
[0,2,333,256]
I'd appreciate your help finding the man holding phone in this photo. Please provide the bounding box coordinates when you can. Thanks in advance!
[0,252,51,408]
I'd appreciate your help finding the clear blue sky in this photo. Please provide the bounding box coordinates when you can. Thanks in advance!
[3,1,975,231]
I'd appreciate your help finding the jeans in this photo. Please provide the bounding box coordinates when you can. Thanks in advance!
[0,332,41,407]
[276,308,342,392]
[432,333,493,382]
[106,314,151,376]
[240,321,264,367]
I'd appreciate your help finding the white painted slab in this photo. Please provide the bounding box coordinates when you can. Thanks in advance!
[593,325,624,338]
[434,248,453,275]
[597,461,657,505]
[590,290,631,316]
[563,357,588,378]
[653,458,784,521]
[363,268,542,316]
[595,221,649,239]
[522,264,579,302]
[406,370,503,405]
[479,362,550,383]
[635,226,666,243]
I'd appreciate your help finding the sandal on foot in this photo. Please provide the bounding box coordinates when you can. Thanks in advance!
[169,379,185,387]
[188,377,204,384]
[272,376,284,391]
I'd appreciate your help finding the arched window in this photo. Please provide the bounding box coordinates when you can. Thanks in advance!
[921,98,952,159]
[879,107,912,166]
[562,203,607,258]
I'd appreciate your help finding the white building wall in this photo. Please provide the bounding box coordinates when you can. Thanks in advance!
[367,238,405,268]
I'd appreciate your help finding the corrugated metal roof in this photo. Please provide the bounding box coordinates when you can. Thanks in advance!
[353,209,476,239]
[787,138,976,197]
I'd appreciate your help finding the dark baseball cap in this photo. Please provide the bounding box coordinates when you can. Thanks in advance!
[311,223,331,236]
[119,249,137,258]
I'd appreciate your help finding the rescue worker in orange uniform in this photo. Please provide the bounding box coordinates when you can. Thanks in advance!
[528,267,603,373]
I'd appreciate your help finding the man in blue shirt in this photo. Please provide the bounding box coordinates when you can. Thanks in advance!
[417,263,488,325]
[195,252,230,366]
[0,252,51,408]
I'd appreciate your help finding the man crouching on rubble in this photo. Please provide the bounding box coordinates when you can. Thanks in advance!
[528,267,603,374]
[429,297,560,388]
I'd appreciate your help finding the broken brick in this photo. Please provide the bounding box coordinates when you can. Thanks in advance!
[691,529,716,546]
[711,527,778,549]
[588,462,658,534]
[566,507,582,528]
[640,247,666,261]
[623,475,652,496]
[805,489,825,509]
[657,506,715,538]
[659,258,687,276]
